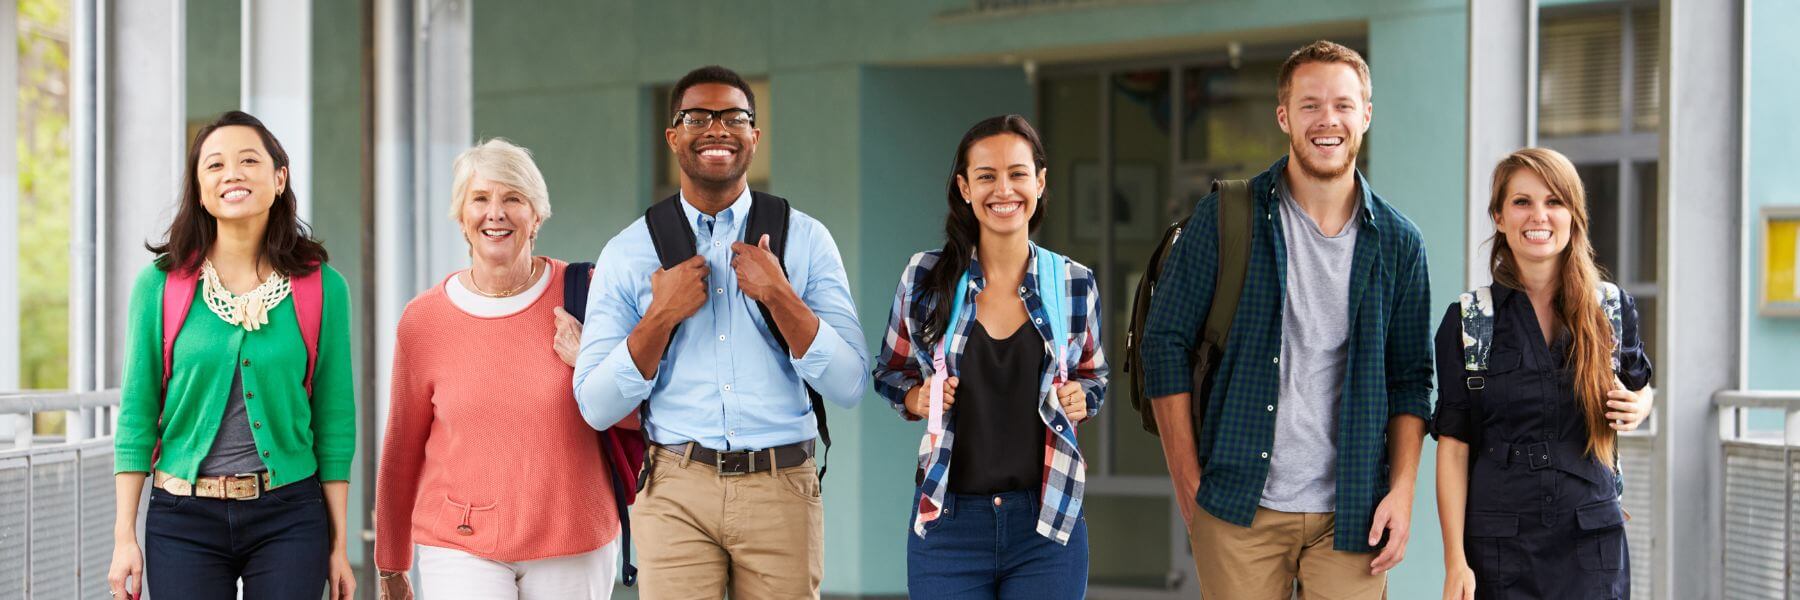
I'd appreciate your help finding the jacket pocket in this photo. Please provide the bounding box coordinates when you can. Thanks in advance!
[1466,511,1521,587]
[1576,500,1626,571]
[435,495,500,554]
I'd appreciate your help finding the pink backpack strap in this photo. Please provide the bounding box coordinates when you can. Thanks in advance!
[161,268,200,392]
[292,268,324,396]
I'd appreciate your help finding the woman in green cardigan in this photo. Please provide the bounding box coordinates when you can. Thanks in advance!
[107,111,357,600]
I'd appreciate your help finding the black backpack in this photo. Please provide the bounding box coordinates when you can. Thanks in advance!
[563,263,646,587]
[641,191,833,479]
[1122,180,1253,449]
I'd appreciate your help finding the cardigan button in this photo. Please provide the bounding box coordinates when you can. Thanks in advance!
[261,450,270,458]
[245,392,254,399]
[253,421,262,429]
[241,359,251,367]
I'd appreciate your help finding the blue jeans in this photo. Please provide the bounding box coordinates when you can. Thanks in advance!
[907,490,1088,599]
[144,476,330,600]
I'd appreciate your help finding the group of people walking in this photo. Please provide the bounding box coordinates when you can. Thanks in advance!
[104,40,1653,600]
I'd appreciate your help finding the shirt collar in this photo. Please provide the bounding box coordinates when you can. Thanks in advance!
[962,241,1045,289]
[677,186,754,232]
[1264,156,1378,226]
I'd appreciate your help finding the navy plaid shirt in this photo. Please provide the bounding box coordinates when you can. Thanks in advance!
[1140,157,1433,552]
[873,244,1108,545]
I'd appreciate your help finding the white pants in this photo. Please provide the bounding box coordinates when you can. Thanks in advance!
[416,541,619,600]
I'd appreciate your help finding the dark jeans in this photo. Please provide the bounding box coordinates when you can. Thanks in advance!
[144,476,330,600]
[907,490,1089,599]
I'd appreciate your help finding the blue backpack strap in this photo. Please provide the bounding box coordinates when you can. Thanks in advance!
[1457,286,1497,388]
[1034,245,1072,365]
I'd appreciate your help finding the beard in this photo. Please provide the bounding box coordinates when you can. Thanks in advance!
[676,141,751,189]
[1288,129,1362,181]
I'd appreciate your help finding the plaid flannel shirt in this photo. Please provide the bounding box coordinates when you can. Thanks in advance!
[873,244,1108,545]
[1139,157,1434,553]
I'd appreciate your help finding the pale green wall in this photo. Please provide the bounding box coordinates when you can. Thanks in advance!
[469,0,1468,595]
[1746,0,1800,390]
[184,0,239,126]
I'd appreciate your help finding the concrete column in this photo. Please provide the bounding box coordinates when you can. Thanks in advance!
[100,0,186,388]
[0,0,18,393]
[241,0,313,219]
[1658,0,1746,598]
[1465,0,1534,289]
[415,0,471,284]
[374,0,414,457]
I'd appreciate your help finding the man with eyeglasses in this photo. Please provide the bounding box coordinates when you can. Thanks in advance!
[572,65,866,599]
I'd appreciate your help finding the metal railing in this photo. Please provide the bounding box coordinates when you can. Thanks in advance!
[0,390,120,600]
[1717,390,1800,600]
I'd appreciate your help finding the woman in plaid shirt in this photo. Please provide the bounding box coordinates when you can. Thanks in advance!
[873,115,1108,599]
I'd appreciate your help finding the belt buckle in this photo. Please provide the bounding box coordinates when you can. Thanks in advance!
[716,451,752,476]
[1526,442,1552,471]
[229,473,263,500]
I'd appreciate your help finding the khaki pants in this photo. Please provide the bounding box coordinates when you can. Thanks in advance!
[634,446,824,600]
[1189,506,1386,600]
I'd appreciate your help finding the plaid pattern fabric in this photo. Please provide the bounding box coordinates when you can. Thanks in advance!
[1139,157,1434,553]
[873,243,1108,545]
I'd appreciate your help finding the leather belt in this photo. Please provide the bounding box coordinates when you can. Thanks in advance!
[154,470,284,500]
[656,440,815,476]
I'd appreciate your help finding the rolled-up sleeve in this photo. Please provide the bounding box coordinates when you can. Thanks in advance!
[573,239,656,432]
[1431,302,1473,441]
[873,253,930,420]
[1385,238,1434,421]
[790,222,866,408]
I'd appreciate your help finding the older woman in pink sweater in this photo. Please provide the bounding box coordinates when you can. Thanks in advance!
[376,139,631,600]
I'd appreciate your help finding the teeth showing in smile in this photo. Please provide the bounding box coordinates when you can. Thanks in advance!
[1524,230,1552,241]
[700,149,733,158]
[988,201,1023,215]
[223,189,250,200]
[482,229,513,239]
[1312,137,1343,147]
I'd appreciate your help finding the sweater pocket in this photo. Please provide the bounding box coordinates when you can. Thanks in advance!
[435,495,500,555]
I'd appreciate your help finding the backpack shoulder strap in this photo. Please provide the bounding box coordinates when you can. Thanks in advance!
[644,194,695,269]
[565,261,595,324]
[161,268,200,391]
[1033,245,1072,371]
[1458,286,1497,382]
[1203,179,1253,350]
[1596,282,1624,371]
[292,268,324,395]
[743,193,835,480]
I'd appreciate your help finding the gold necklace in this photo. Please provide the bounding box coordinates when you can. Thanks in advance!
[469,258,540,298]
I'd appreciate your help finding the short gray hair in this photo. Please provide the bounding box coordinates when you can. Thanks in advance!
[448,138,551,221]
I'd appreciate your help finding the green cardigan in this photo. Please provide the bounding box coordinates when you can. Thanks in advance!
[115,262,356,485]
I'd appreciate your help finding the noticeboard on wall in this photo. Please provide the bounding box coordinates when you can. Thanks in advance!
[1764,206,1800,316]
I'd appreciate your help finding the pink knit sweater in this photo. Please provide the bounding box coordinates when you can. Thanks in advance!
[375,259,621,571]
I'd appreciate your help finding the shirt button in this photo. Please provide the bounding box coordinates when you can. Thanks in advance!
[728,429,736,437]
[723,384,733,392]
[1054,425,1064,432]
[718,335,727,342]
[1543,495,1553,503]
[1260,451,1270,459]
[994,497,1004,507]
[716,288,724,295]
[1266,405,1275,412]
[1018,286,1027,294]
[1034,318,1043,325]
[1272,357,1280,364]
[713,241,722,248]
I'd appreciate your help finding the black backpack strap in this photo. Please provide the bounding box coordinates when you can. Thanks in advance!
[1205,179,1253,352]
[645,194,696,269]
[745,192,831,481]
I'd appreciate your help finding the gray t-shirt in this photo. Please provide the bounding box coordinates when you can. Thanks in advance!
[198,366,267,476]
[1260,180,1359,513]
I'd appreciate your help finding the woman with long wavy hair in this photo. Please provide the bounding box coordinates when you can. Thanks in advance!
[873,114,1108,598]
[108,111,357,600]
[1434,147,1655,600]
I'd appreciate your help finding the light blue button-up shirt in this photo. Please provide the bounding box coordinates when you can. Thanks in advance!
[573,188,866,451]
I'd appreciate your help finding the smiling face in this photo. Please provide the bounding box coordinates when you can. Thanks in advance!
[956,133,1045,239]
[1494,167,1575,266]
[666,83,760,190]
[1277,61,1371,182]
[196,125,286,226]
[459,174,541,268]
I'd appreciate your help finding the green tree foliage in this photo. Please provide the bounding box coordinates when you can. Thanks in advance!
[18,0,69,390]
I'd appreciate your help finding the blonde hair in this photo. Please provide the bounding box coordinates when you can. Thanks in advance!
[1487,147,1617,465]
[448,138,551,221]
[1277,40,1373,105]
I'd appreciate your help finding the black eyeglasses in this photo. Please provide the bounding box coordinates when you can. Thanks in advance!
[672,108,755,132]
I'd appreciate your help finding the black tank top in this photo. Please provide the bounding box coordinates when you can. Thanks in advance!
[947,321,1048,495]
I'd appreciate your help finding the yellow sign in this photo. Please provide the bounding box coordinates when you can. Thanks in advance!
[1765,207,1800,316]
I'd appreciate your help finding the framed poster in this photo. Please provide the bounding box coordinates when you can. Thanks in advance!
[1762,206,1800,317]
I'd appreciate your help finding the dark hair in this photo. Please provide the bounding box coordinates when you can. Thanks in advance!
[918,114,1048,347]
[668,65,756,119]
[148,110,328,276]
